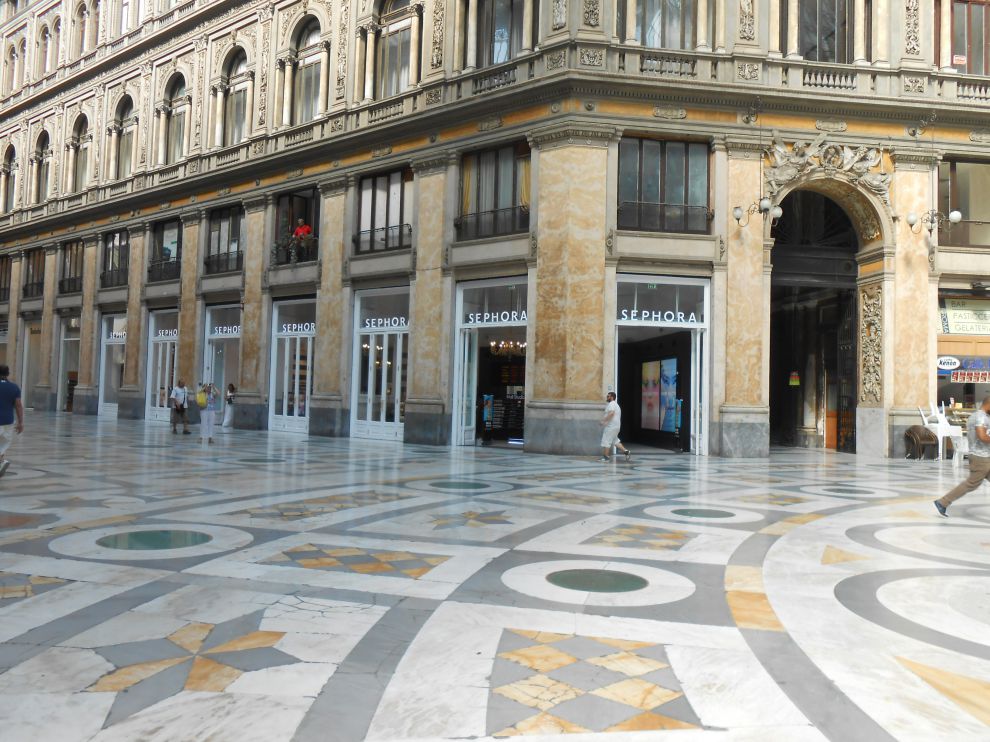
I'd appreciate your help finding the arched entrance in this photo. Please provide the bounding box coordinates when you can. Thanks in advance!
[769,191,859,452]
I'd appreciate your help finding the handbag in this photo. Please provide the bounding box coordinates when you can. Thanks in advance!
[196,390,208,409]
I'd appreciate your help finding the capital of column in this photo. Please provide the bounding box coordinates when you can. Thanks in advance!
[179,209,202,225]
[243,194,268,213]
[890,148,940,171]
[318,176,348,197]
[211,82,229,96]
[527,121,622,151]
[155,104,170,117]
[106,124,122,136]
[411,152,456,175]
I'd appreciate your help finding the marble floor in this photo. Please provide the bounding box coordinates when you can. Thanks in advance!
[1,413,988,742]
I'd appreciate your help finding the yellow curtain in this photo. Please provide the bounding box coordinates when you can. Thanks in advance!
[461,154,475,214]
[517,155,530,208]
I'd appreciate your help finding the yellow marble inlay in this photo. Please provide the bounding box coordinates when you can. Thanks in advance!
[821,545,871,565]
[586,651,667,677]
[499,645,578,673]
[168,622,213,653]
[897,657,990,725]
[591,678,681,710]
[724,565,765,593]
[726,591,785,631]
[494,674,583,711]
[204,630,284,655]
[593,637,656,652]
[510,630,572,644]
[606,711,697,732]
[184,656,242,692]
[496,712,590,736]
[89,657,188,692]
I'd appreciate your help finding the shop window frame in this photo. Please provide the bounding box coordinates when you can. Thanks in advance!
[101,230,130,289]
[59,240,84,294]
[354,168,414,254]
[455,142,531,242]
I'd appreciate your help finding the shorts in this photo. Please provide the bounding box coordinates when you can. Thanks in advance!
[600,425,621,448]
[0,424,13,455]
[171,407,188,425]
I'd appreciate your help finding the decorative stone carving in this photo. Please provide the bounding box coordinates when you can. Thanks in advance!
[971,129,990,143]
[330,117,343,132]
[431,1,445,69]
[552,0,567,30]
[764,131,892,206]
[579,48,604,66]
[583,0,600,26]
[258,20,270,127]
[546,50,566,70]
[605,228,614,256]
[718,236,726,261]
[905,0,920,56]
[372,145,392,157]
[737,62,759,80]
[738,0,755,41]
[478,115,503,131]
[816,119,847,132]
[654,106,686,119]
[903,76,925,93]
[529,232,537,258]
[859,285,882,405]
[425,88,442,105]
[336,1,349,98]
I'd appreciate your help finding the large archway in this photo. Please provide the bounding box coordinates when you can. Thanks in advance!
[769,190,859,452]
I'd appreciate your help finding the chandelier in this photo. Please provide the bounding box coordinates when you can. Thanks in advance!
[489,340,527,358]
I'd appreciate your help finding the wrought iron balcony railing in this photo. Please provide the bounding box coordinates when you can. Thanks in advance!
[147,258,181,283]
[100,263,129,288]
[353,224,413,254]
[272,235,319,265]
[617,201,713,235]
[204,251,243,275]
[23,280,45,298]
[454,206,529,242]
[58,276,83,294]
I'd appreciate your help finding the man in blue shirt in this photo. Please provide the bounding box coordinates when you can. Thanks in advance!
[0,364,24,478]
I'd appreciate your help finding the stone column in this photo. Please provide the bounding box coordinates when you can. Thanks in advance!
[697,0,710,51]
[274,59,285,127]
[6,254,22,375]
[453,0,465,69]
[768,0,780,55]
[236,196,269,429]
[310,179,349,436]
[107,125,120,179]
[624,0,638,44]
[940,0,953,69]
[714,0,726,51]
[156,106,168,166]
[525,123,616,455]
[65,143,78,192]
[786,0,799,57]
[522,0,534,52]
[32,245,59,410]
[798,304,819,446]
[177,210,202,387]
[874,0,889,65]
[213,84,226,147]
[29,156,39,203]
[73,235,100,414]
[363,26,377,101]
[282,55,296,126]
[405,155,456,445]
[409,6,421,86]
[466,0,479,68]
[720,142,770,456]
[318,41,330,114]
[182,97,192,156]
[119,225,147,418]
[354,30,367,101]
[0,169,7,211]
[854,0,867,63]
[244,72,255,136]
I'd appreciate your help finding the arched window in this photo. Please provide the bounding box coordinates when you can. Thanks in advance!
[478,0,523,65]
[1,146,16,213]
[70,116,90,192]
[222,50,250,146]
[164,76,188,164]
[4,46,15,95]
[114,96,136,179]
[118,0,132,36]
[377,0,419,98]
[91,0,101,47]
[34,132,51,202]
[38,26,50,77]
[52,19,62,67]
[291,19,322,124]
[73,4,88,57]
[17,39,26,86]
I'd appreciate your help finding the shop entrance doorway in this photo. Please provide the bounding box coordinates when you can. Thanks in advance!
[351,289,409,441]
[57,317,80,412]
[769,191,858,451]
[99,316,126,416]
[146,311,179,422]
[269,300,315,433]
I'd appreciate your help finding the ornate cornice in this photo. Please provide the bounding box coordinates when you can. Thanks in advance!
[410,153,454,175]
[318,177,347,196]
[526,121,621,150]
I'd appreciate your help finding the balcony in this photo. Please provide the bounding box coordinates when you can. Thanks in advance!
[23,280,45,299]
[353,225,413,254]
[58,276,83,294]
[204,251,243,275]
[101,263,129,288]
[454,206,529,242]
[148,258,181,283]
[272,236,319,266]
[617,202,713,235]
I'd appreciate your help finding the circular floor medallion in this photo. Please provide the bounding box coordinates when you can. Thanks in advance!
[643,504,765,525]
[429,481,489,490]
[546,569,648,593]
[671,508,735,519]
[96,529,213,550]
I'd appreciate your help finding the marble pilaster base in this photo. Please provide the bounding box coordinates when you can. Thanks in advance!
[308,399,349,438]
[232,395,267,430]
[72,386,100,415]
[523,401,601,456]
[718,405,770,458]
[887,407,921,459]
[116,389,146,420]
[856,406,888,458]
[404,400,451,446]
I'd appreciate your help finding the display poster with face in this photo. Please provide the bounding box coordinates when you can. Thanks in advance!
[641,361,660,431]
[660,358,678,433]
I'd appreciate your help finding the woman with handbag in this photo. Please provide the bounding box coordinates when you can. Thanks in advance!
[199,383,220,444]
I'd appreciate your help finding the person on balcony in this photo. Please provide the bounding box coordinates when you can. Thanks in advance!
[292,218,312,242]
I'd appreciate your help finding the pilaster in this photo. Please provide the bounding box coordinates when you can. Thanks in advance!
[33,245,59,410]
[235,195,268,429]
[178,209,202,387]
[6,254,22,381]
[73,235,101,414]
[119,223,148,419]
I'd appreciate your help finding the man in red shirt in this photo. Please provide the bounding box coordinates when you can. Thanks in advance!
[293,218,312,240]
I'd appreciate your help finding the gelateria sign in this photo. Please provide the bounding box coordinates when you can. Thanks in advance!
[941,298,990,334]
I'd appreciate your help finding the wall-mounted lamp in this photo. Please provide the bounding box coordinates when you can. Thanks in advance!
[733,197,783,227]
[905,208,962,234]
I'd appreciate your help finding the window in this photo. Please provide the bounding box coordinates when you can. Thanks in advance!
[1,146,15,213]
[114,97,136,179]
[223,50,249,146]
[52,20,61,68]
[70,116,90,192]
[0,255,10,302]
[101,230,129,288]
[617,0,703,50]
[457,143,530,240]
[274,187,320,264]
[795,0,856,63]
[59,241,84,294]
[356,169,413,252]
[34,132,51,203]
[939,161,990,245]
[478,0,525,65]
[4,46,15,94]
[617,138,709,233]
[118,0,131,35]
[292,19,322,125]
[73,4,88,57]
[206,206,245,274]
[165,76,188,164]
[149,219,181,281]
[38,26,50,77]
[953,0,990,74]
[378,0,417,98]
[23,248,45,298]
[16,39,25,87]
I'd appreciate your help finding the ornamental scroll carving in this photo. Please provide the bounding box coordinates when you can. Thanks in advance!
[336,1,349,98]
[859,286,883,405]
[258,20,270,127]
[431,1,445,69]
[583,0,600,26]
[764,131,892,206]
[552,0,566,29]
[738,0,755,41]
[905,0,921,56]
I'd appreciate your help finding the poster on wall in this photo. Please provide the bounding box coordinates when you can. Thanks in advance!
[641,361,661,430]
[660,358,678,433]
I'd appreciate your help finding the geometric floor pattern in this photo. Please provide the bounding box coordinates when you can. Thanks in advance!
[3,411,990,741]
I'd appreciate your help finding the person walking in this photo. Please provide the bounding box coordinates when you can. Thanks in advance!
[199,383,220,444]
[170,380,190,434]
[600,391,631,462]
[222,383,236,428]
[935,395,990,516]
[0,365,24,477]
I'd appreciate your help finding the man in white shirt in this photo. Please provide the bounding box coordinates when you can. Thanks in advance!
[600,392,631,462]
[936,396,990,516]
[169,380,191,435]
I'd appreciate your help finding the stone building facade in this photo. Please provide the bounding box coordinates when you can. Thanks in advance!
[1,0,989,457]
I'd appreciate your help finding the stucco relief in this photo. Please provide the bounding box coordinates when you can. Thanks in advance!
[764,131,891,207]
[738,0,755,41]
[859,285,883,405]
[258,19,271,126]
[905,0,920,56]
[583,0,600,26]
[336,0,349,98]
[431,1,445,69]
[552,0,567,29]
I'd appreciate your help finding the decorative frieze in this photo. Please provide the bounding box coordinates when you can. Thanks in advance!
[903,76,925,93]
[579,48,604,66]
[552,0,567,30]
[478,115,503,131]
[815,119,847,133]
[583,0,600,26]
[546,50,566,70]
[431,1,445,69]
[970,130,990,143]
[738,0,755,41]
[859,285,883,405]
[336,0,349,99]
[654,106,686,119]
[737,62,760,80]
[904,0,921,56]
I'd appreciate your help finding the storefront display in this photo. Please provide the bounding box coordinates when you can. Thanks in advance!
[21,320,42,408]
[270,300,315,433]
[204,305,241,413]
[57,316,81,412]
[352,289,408,441]
[146,311,179,422]
[99,316,126,416]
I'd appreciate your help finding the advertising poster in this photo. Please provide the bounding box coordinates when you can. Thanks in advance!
[641,361,660,430]
[660,358,678,433]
